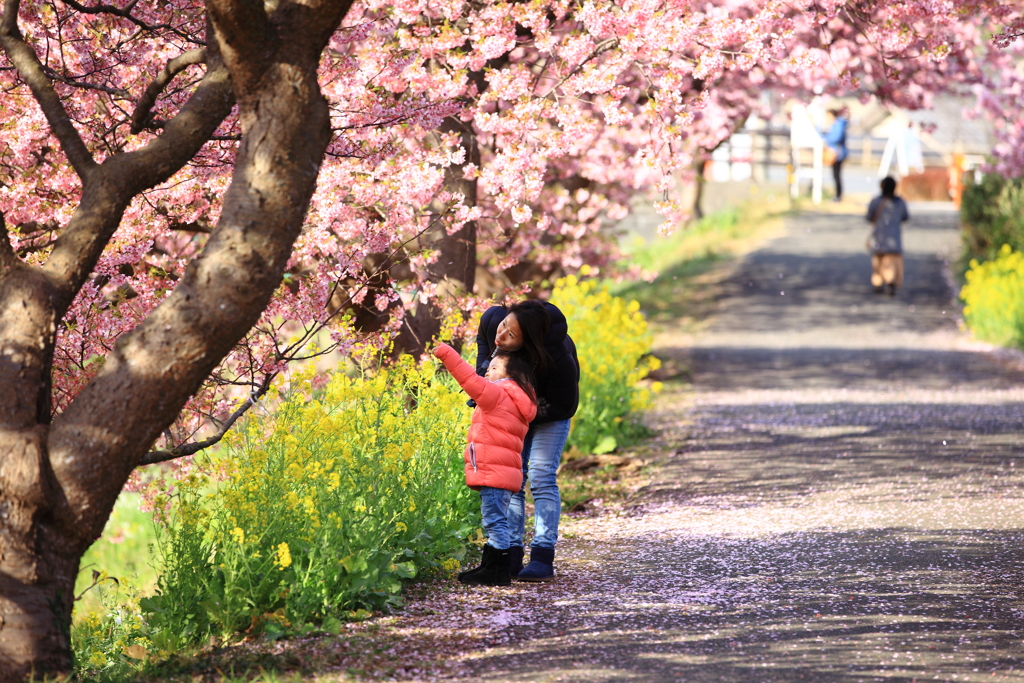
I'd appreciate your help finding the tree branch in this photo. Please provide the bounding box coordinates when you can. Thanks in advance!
[58,0,193,41]
[48,0,354,544]
[0,212,18,271]
[40,64,130,98]
[42,49,235,312]
[132,113,436,470]
[138,376,273,466]
[545,37,619,98]
[131,48,206,134]
[206,0,275,97]
[0,0,97,180]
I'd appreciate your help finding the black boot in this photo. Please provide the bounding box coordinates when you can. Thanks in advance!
[459,545,512,586]
[457,546,487,582]
[509,545,525,579]
[517,546,555,582]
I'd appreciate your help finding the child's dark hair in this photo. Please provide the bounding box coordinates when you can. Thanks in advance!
[495,350,537,403]
[505,300,554,377]
[880,176,897,198]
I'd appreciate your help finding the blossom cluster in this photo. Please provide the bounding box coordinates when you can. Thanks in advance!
[0,0,1017,456]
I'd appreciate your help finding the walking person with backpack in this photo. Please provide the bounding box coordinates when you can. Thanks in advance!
[866,176,910,295]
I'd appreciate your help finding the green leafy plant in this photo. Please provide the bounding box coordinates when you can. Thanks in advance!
[69,294,662,677]
[554,274,660,454]
[960,173,1024,269]
[135,358,479,653]
[961,244,1024,349]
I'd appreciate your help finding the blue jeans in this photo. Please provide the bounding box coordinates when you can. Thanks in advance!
[479,486,513,549]
[507,419,571,550]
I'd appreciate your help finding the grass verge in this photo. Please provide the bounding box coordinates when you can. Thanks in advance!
[74,492,158,616]
[615,193,790,333]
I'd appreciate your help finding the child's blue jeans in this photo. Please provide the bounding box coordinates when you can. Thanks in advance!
[479,486,513,549]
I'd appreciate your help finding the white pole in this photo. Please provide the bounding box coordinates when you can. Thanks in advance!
[878,133,896,178]
[812,136,823,205]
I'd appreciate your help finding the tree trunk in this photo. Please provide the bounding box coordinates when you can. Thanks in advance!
[394,118,480,356]
[0,1,352,677]
[681,157,708,222]
[0,259,84,675]
[0,433,80,672]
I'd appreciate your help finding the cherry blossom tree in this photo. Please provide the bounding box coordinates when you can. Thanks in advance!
[970,6,1024,178]
[369,0,1000,347]
[0,0,1019,676]
[0,0,363,674]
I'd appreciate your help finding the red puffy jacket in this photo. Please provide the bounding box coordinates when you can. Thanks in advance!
[434,343,537,492]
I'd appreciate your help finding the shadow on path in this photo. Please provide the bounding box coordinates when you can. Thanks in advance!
[459,206,1024,683]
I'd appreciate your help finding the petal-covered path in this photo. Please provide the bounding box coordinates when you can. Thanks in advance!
[280,206,1024,682]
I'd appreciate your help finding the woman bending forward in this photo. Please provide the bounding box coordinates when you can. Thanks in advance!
[475,299,580,581]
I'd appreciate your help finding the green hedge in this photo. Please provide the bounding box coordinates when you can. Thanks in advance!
[960,173,1024,268]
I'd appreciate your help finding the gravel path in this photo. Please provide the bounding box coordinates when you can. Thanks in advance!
[306,205,1024,683]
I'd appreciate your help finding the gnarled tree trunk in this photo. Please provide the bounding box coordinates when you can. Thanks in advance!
[0,0,352,677]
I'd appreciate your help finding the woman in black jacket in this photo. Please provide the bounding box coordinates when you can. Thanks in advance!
[476,299,579,581]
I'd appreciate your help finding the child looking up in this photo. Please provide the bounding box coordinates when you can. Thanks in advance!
[433,343,537,586]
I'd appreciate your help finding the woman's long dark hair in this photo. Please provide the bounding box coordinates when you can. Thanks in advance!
[506,300,554,378]
[495,350,537,403]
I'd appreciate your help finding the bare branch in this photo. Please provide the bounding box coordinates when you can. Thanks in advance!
[131,48,206,134]
[14,240,57,257]
[40,64,130,98]
[58,0,186,39]
[138,372,274,466]
[0,0,97,180]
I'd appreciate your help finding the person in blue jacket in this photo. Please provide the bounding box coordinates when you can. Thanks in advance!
[823,108,849,202]
[475,299,580,581]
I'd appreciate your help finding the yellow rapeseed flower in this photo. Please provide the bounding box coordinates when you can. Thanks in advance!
[275,542,292,569]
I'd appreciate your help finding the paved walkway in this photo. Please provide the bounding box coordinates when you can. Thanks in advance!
[302,206,1024,682]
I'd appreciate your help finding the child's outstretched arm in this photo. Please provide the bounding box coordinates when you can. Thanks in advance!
[433,343,502,410]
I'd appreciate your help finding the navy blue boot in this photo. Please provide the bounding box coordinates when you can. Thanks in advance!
[517,546,555,582]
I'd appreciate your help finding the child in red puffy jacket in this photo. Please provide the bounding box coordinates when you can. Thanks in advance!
[433,342,537,586]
